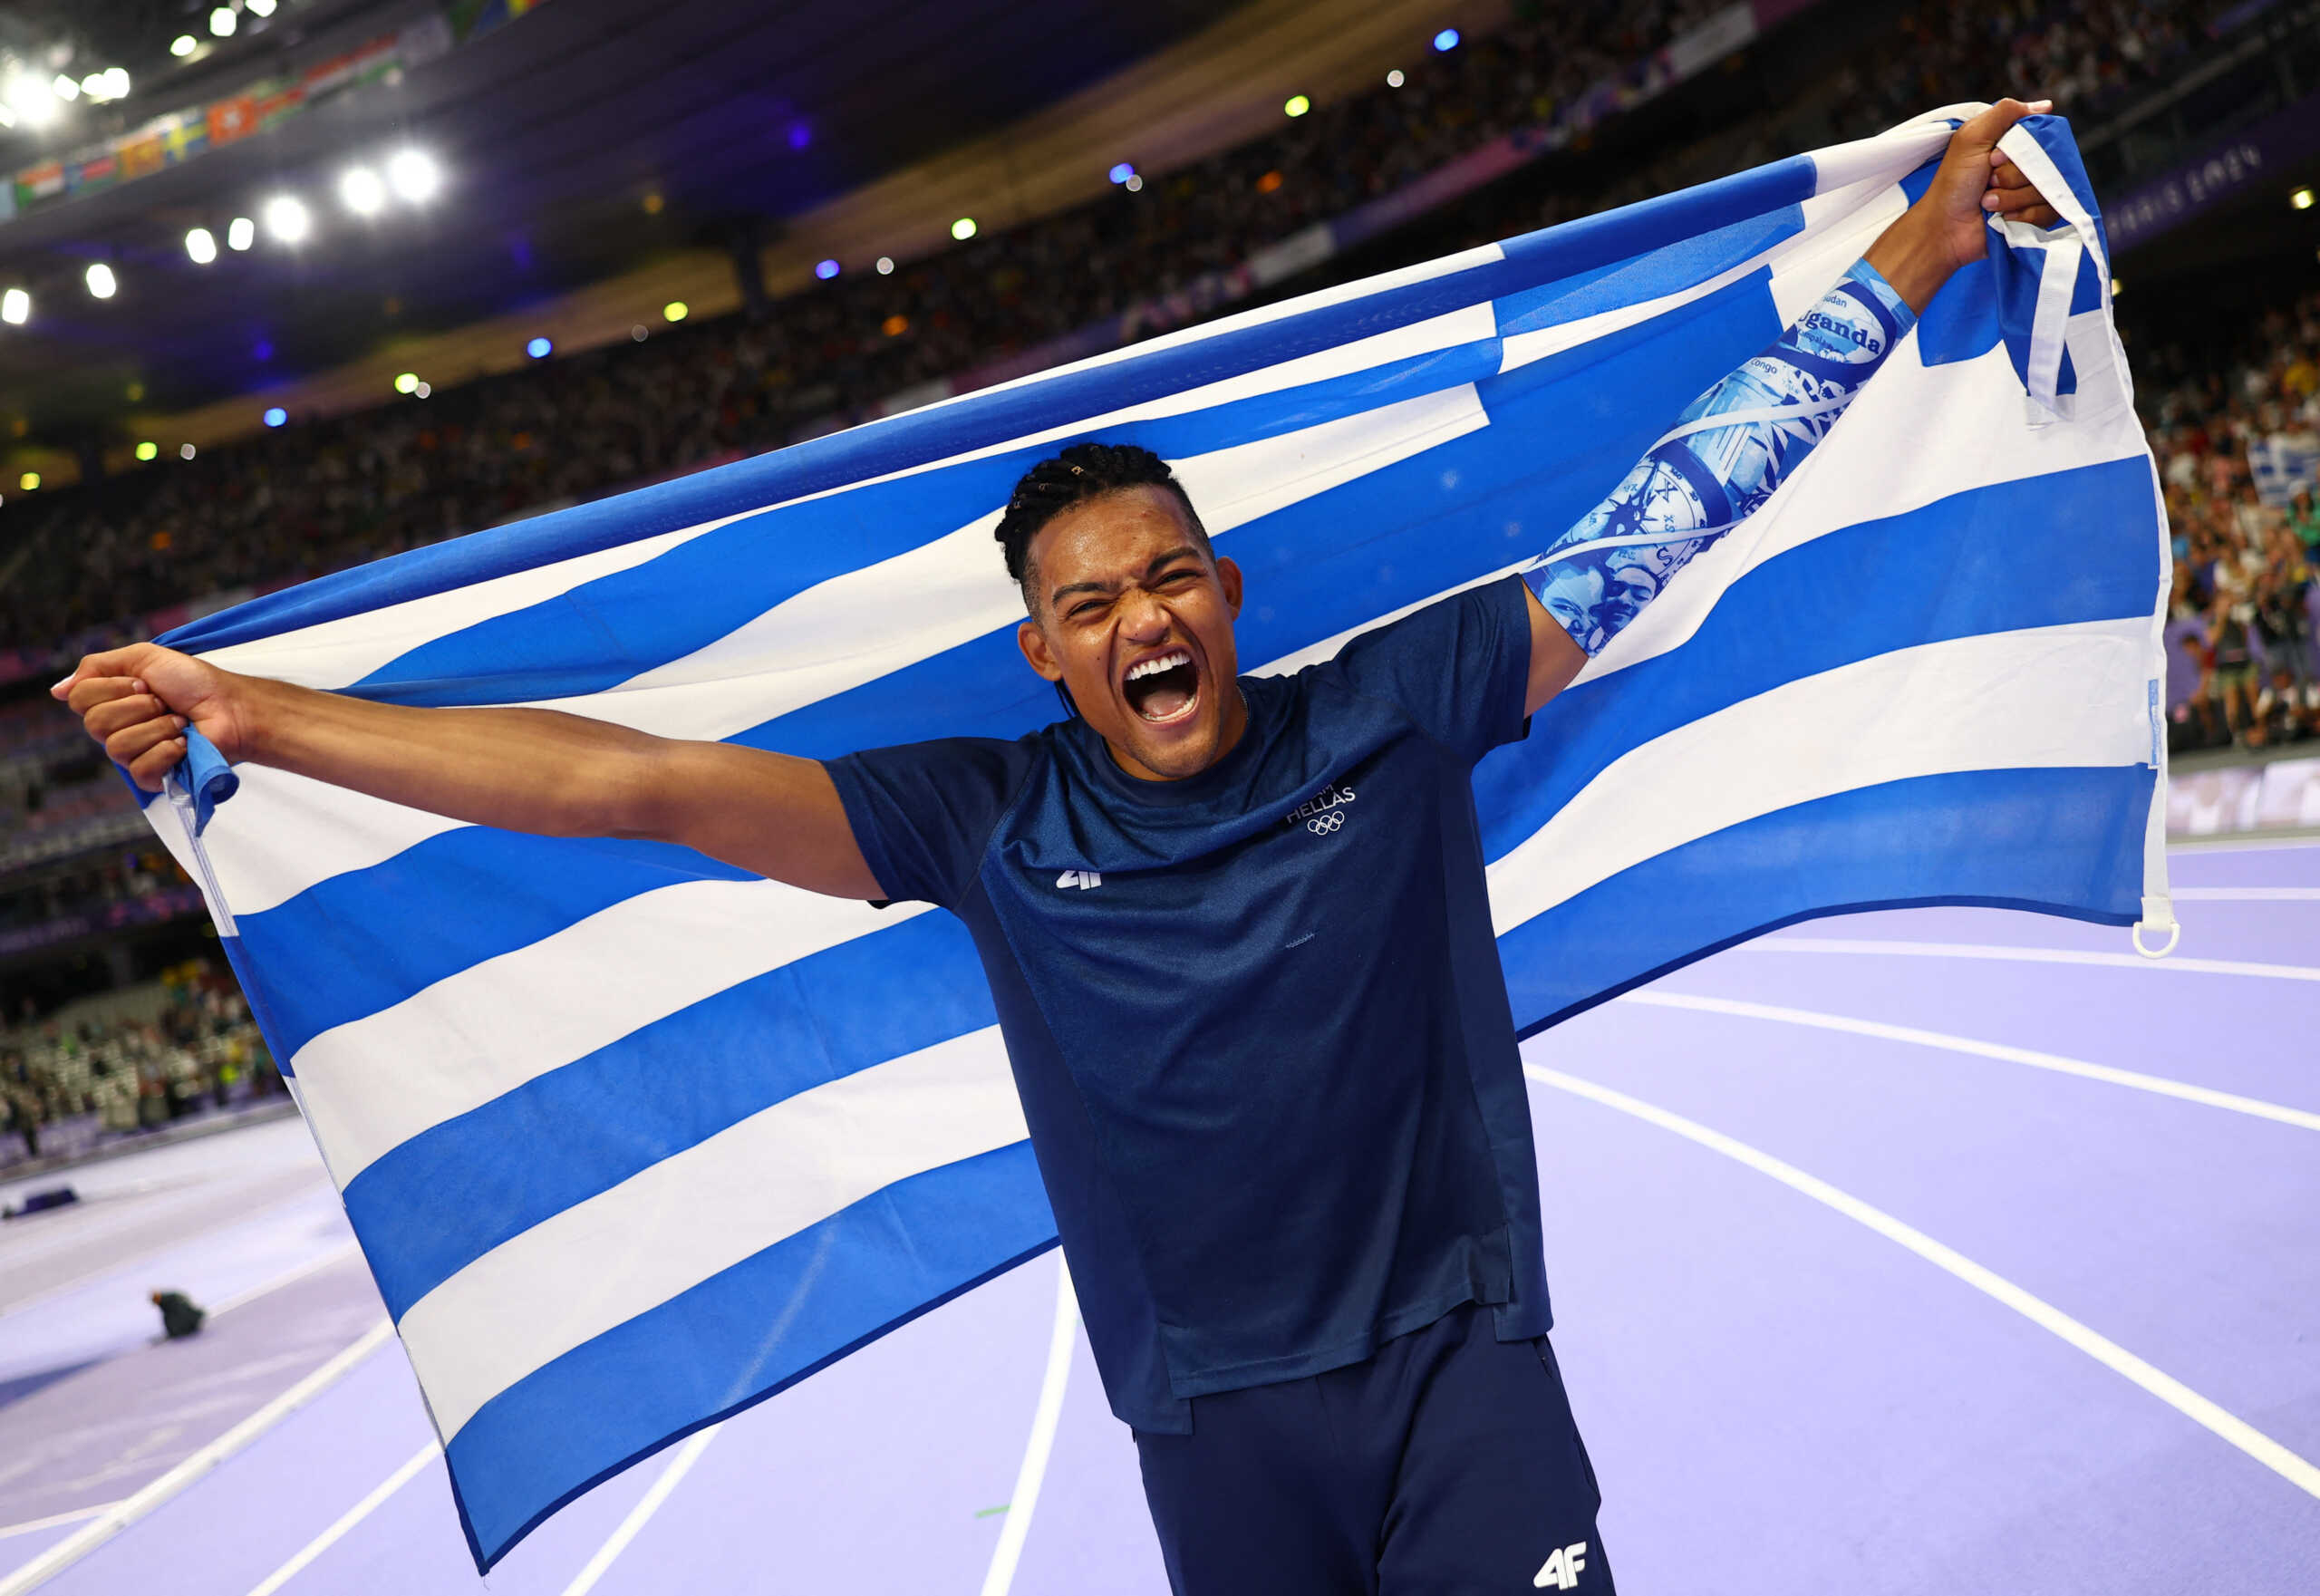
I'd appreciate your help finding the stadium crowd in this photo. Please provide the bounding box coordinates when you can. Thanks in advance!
[0,0,2249,658]
[0,960,276,1166]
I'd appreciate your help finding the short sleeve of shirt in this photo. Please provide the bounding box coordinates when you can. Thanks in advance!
[1317,574,1534,766]
[824,737,1039,908]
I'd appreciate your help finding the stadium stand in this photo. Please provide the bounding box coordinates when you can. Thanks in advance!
[0,0,2311,1168]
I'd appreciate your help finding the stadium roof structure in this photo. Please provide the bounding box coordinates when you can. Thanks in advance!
[0,0,1484,460]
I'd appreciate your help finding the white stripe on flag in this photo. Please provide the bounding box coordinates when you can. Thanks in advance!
[293,881,929,1186]
[401,1026,1023,1441]
[1486,615,2154,935]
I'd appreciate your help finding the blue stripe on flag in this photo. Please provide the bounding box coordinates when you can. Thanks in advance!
[345,913,994,1320]
[1496,764,2154,1033]
[443,1142,1055,1572]
[1470,456,2165,862]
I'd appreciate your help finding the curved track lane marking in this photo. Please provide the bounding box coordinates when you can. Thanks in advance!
[2169,886,2320,900]
[1621,991,2320,1130]
[0,1317,396,1596]
[1743,938,2320,982]
[0,1507,117,1544]
[242,1440,440,1596]
[980,1252,1079,1596]
[1523,1064,2320,1504]
[556,1424,722,1596]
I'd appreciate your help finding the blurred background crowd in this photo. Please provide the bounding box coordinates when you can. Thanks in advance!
[0,0,2313,1168]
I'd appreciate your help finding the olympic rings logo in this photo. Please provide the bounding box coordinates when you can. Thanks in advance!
[1307,810,1346,837]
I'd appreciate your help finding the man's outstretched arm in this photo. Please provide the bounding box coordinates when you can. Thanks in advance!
[1522,96,2064,716]
[53,642,888,900]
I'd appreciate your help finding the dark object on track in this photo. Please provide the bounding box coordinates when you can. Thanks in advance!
[151,1290,207,1339]
[1,1185,79,1218]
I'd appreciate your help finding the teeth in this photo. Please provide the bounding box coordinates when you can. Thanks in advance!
[1126,651,1191,682]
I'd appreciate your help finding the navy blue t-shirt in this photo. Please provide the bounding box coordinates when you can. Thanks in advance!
[826,575,1551,1434]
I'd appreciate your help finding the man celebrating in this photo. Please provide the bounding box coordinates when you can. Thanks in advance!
[61,102,2059,1595]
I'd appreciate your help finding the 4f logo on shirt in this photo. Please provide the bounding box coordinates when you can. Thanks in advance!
[1285,783,1355,837]
[1533,1541,1589,1590]
[1054,869,1102,890]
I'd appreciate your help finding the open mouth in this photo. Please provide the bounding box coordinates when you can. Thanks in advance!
[1123,648,1199,724]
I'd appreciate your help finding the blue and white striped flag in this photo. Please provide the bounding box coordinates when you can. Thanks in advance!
[136,107,2170,1570]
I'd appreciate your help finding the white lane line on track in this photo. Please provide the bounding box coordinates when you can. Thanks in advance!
[1621,991,2320,1131]
[2170,886,2320,900]
[980,1252,1079,1596]
[556,1424,721,1596]
[1525,1064,2320,1504]
[0,1317,395,1596]
[0,1505,120,1543]
[1744,937,2320,982]
[241,1439,440,1596]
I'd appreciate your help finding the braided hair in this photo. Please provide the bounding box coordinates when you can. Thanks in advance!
[995,442,1210,612]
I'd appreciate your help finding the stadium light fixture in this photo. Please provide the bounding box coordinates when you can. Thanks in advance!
[249,0,278,15]
[386,150,441,204]
[2295,188,2315,211]
[816,259,839,280]
[136,441,159,461]
[179,442,197,459]
[1283,94,1310,118]
[527,336,552,358]
[876,256,894,275]
[5,74,59,128]
[18,473,35,491]
[1125,174,1144,192]
[414,382,431,398]
[171,34,198,57]
[263,195,311,244]
[85,264,117,299]
[263,407,286,428]
[80,73,107,100]
[951,217,977,241]
[1108,162,1135,185]
[210,7,237,37]
[663,300,688,323]
[227,216,256,250]
[1,288,27,325]
[1433,27,1460,51]
[2110,276,2123,297]
[52,75,79,103]
[393,372,419,394]
[186,227,218,264]
[340,167,386,216]
[1387,69,1405,87]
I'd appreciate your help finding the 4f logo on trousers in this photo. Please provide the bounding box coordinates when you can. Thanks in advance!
[1054,869,1102,890]
[1533,1541,1589,1590]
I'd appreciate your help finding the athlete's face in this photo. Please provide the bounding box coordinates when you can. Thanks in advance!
[1017,485,1247,781]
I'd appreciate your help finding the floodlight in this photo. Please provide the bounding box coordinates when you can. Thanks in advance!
[263,195,311,243]
[263,407,286,428]
[527,336,552,358]
[663,301,688,323]
[5,75,58,128]
[186,227,218,264]
[816,259,839,280]
[414,382,430,398]
[106,69,130,99]
[386,150,441,203]
[81,73,107,100]
[53,75,78,103]
[211,8,237,37]
[1387,69,1405,87]
[1284,94,1310,117]
[136,441,158,461]
[171,35,198,57]
[1,289,26,324]
[394,372,418,394]
[876,256,894,275]
[952,217,976,241]
[2296,188,2315,211]
[227,216,255,250]
[249,0,277,14]
[18,473,35,491]
[1433,28,1460,51]
[1109,162,1135,184]
[180,443,198,459]
[340,167,385,216]
[85,264,117,299]
[1125,174,1144,192]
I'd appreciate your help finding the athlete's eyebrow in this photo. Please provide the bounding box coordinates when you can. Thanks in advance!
[1048,546,1204,608]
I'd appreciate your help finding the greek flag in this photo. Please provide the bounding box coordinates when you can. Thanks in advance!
[136,107,2169,1571]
